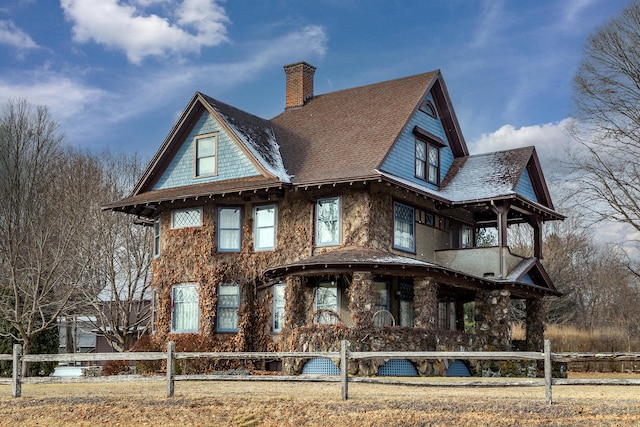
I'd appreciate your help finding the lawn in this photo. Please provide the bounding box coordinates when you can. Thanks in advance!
[0,375,639,426]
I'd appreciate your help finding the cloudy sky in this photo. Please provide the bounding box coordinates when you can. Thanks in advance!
[0,1,628,168]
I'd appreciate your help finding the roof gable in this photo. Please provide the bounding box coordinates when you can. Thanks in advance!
[132,93,289,196]
[271,70,467,185]
[502,258,559,295]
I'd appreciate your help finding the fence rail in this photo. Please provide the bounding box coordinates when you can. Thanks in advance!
[3,340,640,404]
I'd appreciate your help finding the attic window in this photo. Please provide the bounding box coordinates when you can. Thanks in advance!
[414,126,445,186]
[419,100,438,118]
[195,133,217,177]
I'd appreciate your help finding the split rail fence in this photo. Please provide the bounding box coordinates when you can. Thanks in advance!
[2,340,640,404]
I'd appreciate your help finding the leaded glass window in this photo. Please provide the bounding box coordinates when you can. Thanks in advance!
[393,202,415,252]
[172,207,202,229]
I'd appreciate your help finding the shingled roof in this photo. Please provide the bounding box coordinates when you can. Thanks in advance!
[271,71,440,185]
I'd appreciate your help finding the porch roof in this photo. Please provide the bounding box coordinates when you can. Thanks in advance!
[263,246,560,298]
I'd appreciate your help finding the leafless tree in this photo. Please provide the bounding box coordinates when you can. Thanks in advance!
[80,151,153,352]
[0,99,99,362]
[569,1,640,243]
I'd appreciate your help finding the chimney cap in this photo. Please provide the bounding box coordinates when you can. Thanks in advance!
[283,61,317,71]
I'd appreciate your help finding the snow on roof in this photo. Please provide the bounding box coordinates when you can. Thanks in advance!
[201,94,292,183]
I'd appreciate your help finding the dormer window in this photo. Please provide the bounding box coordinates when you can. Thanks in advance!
[195,133,217,177]
[413,126,446,186]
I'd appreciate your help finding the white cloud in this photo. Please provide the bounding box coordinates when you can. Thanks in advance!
[471,119,574,177]
[60,0,229,64]
[0,20,38,49]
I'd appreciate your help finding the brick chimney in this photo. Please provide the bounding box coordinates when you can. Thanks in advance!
[284,61,316,110]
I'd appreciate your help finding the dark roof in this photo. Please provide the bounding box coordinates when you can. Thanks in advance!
[264,246,560,297]
[271,71,442,185]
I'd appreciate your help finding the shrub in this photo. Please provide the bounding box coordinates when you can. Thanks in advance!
[103,360,131,376]
[131,335,163,374]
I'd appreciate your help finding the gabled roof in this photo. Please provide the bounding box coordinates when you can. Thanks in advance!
[131,92,288,197]
[271,70,467,185]
[498,257,560,297]
[440,146,555,209]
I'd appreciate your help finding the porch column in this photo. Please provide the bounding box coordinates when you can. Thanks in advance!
[474,289,511,351]
[525,298,546,351]
[413,277,437,330]
[527,215,543,259]
[349,271,375,327]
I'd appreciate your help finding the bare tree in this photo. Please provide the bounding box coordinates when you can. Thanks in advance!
[80,151,153,352]
[569,1,640,242]
[0,99,98,362]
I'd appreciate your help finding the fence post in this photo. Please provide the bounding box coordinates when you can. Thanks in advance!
[340,340,349,401]
[12,344,22,398]
[544,339,552,405]
[166,341,175,397]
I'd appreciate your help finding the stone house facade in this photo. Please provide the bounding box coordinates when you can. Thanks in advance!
[105,62,562,376]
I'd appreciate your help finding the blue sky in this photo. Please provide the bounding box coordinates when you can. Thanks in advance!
[0,0,629,165]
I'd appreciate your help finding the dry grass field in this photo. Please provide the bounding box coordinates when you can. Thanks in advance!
[0,374,639,426]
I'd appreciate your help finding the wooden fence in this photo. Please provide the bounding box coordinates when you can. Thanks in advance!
[3,340,640,404]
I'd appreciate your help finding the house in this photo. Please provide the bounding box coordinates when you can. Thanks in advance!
[104,62,562,376]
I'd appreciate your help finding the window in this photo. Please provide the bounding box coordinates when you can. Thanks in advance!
[255,204,276,251]
[413,126,444,185]
[373,281,389,311]
[218,207,241,252]
[171,284,199,333]
[153,216,160,257]
[316,197,340,246]
[151,289,157,334]
[172,207,202,229]
[217,284,240,332]
[273,283,285,333]
[315,281,338,324]
[398,282,414,327]
[195,134,217,177]
[419,100,438,118]
[438,300,456,331]
[461,225,473,248]
[393,202,415,252]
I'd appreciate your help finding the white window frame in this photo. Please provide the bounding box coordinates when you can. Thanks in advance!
[316,197,341,246]
[171,284,199,333]
[195,133,217,177]
[153,216,160,258]
[393,202,415,252]
[217,284,240,332]
[272,283,285,333]
[171,207,202,229]
[218,207,242,252]
[254,204,276,251]
[461,225,474,248]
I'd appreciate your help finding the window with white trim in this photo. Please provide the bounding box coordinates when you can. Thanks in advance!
[218,207,241,252]
[217,284,240,332]
[172,207,202,229]
[195,134,217,177]
[255,204,276,251]
[171,284,199,333]
[316,197,340,246]
[393,202,415,252]
[315,281,339,324]
[153,216,160,258]
[272,283,285,333]
[461,225,473,248]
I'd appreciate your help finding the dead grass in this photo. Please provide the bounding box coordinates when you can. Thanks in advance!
[0,375,639,426]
